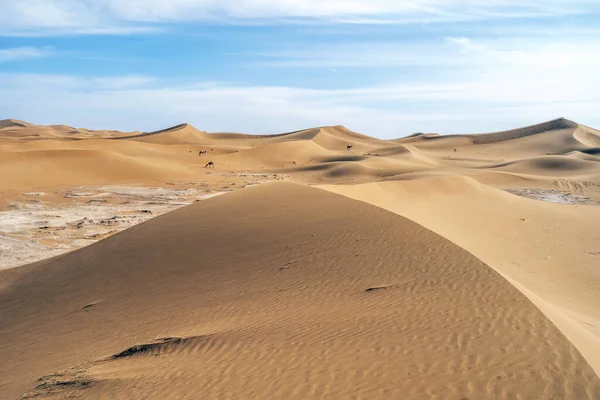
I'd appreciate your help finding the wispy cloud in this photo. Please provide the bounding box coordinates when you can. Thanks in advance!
[0,0,154,36]
[247,28,600,71]
[0,46,54,62]
[2,73,156,90]
[1,0,599,36]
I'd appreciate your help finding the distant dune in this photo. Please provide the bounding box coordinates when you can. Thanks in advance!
[1,117,600,399]
[117,123,211,144]
[0,119,33,129]
[471,117,579,144]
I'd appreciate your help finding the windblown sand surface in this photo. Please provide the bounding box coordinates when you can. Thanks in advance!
[1,117,600,399]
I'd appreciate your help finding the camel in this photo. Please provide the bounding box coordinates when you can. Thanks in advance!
[205,161,214,168]
[199,150,207,156]
[347,145,353,151]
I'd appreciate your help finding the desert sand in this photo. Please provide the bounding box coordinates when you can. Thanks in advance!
[1,117,600,399]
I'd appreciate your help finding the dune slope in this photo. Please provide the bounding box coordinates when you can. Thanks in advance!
[322,176,600,377]
[1,182,599,399]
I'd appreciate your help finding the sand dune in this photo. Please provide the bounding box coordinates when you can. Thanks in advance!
[0,119,34,129]
[1,183,599,399]
[471,117,578,144]
[574,124,600,147]
[0,145,201,189]
[3,117,596,189]
[2,117,600,399]
[0,119,139,141]
[399,118,577,145]
[322,176,600,376]
[397,118,593,164]
[120,123,213,145]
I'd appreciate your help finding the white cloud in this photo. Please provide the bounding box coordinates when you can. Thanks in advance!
[0,0,598,35]
[1,69,599,138]
[0,46,54,62]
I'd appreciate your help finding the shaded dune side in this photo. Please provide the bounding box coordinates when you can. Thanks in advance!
[391,133,442,143]
[564,150,600,162]
[1,183,599,399]
[291,144,437,182]
[293,160,432,183]
[118,123,213,145]
[117,123,190,139]
[471,118,578,144]
[395,118,580,146]
[485,155,600,177]
[0,119,33,129]
[211,127,321,141]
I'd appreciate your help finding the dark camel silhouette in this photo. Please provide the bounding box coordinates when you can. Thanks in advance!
[205,161,214,168]
[199,150,207,156]
[346,145,353,151]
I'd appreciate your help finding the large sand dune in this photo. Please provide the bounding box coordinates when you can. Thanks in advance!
[1,183,599,399]
[1,117,600,398]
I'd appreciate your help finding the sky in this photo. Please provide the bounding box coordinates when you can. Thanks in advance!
[0,1,599,138]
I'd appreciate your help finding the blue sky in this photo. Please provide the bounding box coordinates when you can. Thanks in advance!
[0,1,599,138]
